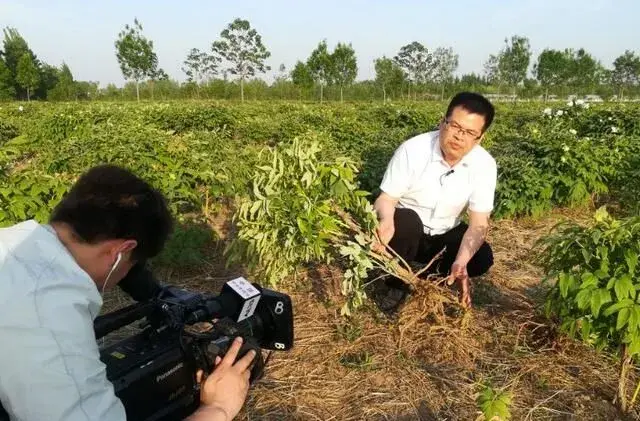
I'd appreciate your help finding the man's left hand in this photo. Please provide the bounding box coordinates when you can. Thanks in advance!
[447,260,471,308]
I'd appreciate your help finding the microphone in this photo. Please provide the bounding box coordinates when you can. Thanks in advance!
[440,169,455,185]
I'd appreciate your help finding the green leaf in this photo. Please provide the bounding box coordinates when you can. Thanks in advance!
[576,289,592,310]
[625,249,638,274]
[617,308,631,331]
[603,298,634,317]
[591,288,611,318]
[615,274,635,301]
[580,272,598,289]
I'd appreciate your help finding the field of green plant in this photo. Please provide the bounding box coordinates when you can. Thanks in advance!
[2,99,640,419]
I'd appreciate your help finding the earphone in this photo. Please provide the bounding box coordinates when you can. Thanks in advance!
[102,252,123,296]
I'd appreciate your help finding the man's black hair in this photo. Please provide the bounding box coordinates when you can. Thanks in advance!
[49,164,174,261]
[445,92,495,132]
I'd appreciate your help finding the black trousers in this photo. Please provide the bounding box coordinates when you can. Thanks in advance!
[387,208,494,279]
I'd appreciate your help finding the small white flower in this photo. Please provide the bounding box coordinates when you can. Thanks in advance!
[576,99,585,106]
[562,145,570,152]
[611,126,619,133]
[556,110,564,116]
[583,103,590,109]
[543,108,552,116]
[18,106,23,112]
[569,129,577,135]
[561,156,567,163]
[567,101,574,107]
[608,117,613,121]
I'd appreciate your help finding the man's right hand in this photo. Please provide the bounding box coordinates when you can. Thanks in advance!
[373,192,399,255]
[374,218,395,254]
[187,337,256,421]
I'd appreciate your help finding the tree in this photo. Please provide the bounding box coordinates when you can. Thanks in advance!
[374,56,405,102]
[565,48,602,94]
[115,18,158,101]
[147,66,168,100]
[1,27,39,99]
[48,62,75,101]
[497,35,531,96]
[307,40,333,103]
[611,50,640,100]
[0,57,15,99]
[36,63,60,100]
[431,47,459,100]
[330,42,357,102]
[483,54,501,85]
[211,18,271,102]
[291,60,313,100]
[182,48,219,97]
[15,52,39,100]
[533,49,571,100]
[393,42,432,99]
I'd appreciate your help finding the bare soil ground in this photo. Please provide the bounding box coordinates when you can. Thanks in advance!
[102,207,640,421]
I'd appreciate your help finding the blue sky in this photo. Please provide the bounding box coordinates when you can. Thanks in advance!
[1,0,638,87]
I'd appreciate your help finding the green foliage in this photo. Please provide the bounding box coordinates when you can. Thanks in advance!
[374,56,406,101]
[0,121,18,144]
[0,58,15,100]
[393,41,432,85]
[497,35,531,89]
[0,170,70,226]
[611,50,640,98]
[114,18,159,101]
[181,48,219,90]
[211,18,271,102]
[331,42,358,102]
[225,131,378,315]
[538,207,640,358]
[491,101,631,219]
[290,60,314,89]
[15,52,40,100]
[151,223,216,268]
[476,383,513,421]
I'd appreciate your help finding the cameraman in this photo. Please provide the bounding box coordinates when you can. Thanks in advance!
[0,164,254,421]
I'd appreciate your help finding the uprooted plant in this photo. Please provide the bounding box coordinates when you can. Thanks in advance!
[224,130,457,316]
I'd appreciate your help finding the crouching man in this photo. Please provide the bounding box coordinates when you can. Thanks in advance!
[374,92,498,312]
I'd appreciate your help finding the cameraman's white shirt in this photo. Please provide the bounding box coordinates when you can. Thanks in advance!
[380,130,497,235]
[0,220,127,420]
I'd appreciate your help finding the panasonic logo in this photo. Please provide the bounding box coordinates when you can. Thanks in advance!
[156,362,184,383]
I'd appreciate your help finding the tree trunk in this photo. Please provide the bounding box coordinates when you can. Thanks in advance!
[240,77,244,102]
[320,84,323,103]
[382,86,386,103]
[26,87,30,101]
[615,344,632,413]
[136,81,140,102]
[340,85,343,103]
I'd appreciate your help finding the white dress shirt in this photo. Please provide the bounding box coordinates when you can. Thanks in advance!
[380,130,497,235]
[0,220,127,420]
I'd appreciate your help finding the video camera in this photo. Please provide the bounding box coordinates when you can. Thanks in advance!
[94,277,294,421]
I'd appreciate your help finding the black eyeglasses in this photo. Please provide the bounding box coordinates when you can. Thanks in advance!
[444,118,481,140]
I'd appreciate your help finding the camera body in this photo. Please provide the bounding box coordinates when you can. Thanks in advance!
[96,278,295,421]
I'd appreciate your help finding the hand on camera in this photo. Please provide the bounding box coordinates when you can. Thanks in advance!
[194,337,257,421]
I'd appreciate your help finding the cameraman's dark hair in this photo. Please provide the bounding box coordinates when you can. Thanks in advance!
[445,92,495,132]
[49,164,173,261]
